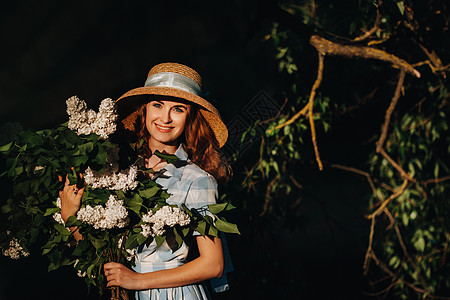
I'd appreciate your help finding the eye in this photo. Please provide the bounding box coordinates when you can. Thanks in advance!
[173,106,186,113]
[151,102,162,108]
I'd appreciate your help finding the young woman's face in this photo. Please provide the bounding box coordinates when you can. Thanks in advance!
[145,100,189,148]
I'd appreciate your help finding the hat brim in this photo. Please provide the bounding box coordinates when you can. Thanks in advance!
[116,86,228,148]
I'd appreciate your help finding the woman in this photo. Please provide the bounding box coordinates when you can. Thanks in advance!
[59,62,231,299]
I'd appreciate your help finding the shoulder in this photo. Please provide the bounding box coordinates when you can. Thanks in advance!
[180,162,218,208]
[182,161,218,188]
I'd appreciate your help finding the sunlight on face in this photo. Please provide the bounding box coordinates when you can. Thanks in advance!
[145,100,189,151]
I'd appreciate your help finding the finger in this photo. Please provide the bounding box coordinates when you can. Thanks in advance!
[104,262,113,269]
[105,262,120,268]
[78,185,86,194]
[107,280,115,287]
[65,174,71,187]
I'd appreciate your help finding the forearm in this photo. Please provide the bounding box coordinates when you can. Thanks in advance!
[105,236,224,290]
[136,249,223,290]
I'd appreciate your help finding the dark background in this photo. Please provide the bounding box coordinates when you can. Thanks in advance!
[0,1,372,299]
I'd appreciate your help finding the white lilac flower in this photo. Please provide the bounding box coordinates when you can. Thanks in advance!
[66,95,87,116]
[140,206,191,237]
[76,195,129,230]
[2,237,30,260]
[77,270,87,278]
[141,224,152,238]
[66,96,118,139]
[53,197,65,225]
[84,165,138,192]
[33,165,44,172]
[92,98,117,139]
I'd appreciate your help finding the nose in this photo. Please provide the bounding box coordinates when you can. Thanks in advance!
[161,107,172,124]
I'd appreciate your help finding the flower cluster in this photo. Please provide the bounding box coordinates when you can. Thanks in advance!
[76,195,129,230]
[66,96,117,139]
[141,206,191,237]
[53,197,65,225]
[84,166,138,192]
[2,237,30,260]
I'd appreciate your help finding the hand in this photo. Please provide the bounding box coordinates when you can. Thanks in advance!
[58,173,85,222]
[104,262,142,290]
[145,154,167,171]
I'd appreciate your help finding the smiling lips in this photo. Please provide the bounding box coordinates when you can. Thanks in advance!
[155,123,174,133]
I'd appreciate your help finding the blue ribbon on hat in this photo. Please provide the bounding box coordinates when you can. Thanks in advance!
[144,72,202,96]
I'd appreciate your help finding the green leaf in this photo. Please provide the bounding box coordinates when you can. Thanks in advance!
[1,203,12,214]
[153,151,179,164]
[67,169,78,185]
[62,129,81,145]
[136,233,148,245]
[88,233,108,250]
[26,132,45,146]
[207,224,218,237]
[195,220,207,236]
[397,1,405,15]
[155,235,166,248]
[92,146,108,165]
[42,236,59,255]
[116,190,125,200]
[182,204,193,217]
[388,255,401,269]
[7,157,18,177]
[87,264,96,280]
[44,207,60,216]
[182,227,190,236]
[139,186,160,199]
[173,228,183,249]
[53,223,71,236]
[208,202,235,214]
[434,163,439,178]
[125,234,141,249]
[37,156,60,169]
[65,215,81,227]
[77,142,94,155]
[414,236,425,252]
[68,155,89,167]
[72,240,90,256]
[126,194,144,215]
[214,218,240,234]
[0,141,13,152]
[402,213,409,227]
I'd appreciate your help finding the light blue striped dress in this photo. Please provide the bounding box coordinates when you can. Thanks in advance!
[133,144,218,300]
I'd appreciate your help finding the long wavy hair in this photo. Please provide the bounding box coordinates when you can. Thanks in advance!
[133,102,232,183]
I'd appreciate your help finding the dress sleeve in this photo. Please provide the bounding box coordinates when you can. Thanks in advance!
[184,174,218,210]
[185,174,218,237]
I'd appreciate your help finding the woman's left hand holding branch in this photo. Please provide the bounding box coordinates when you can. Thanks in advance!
[59,173,85,241]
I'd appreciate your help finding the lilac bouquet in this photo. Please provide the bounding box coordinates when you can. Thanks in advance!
[0,96,238,298]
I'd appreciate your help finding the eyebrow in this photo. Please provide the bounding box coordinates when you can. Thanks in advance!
[153,100,187,109]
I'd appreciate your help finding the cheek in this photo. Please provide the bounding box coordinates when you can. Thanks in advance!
[145,107,156,131]
[177,115,188,130]
[145,115,151,133]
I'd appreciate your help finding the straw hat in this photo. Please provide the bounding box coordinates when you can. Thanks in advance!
[116,63,228,148]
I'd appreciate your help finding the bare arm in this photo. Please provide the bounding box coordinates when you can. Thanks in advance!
[104,235,224,290]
